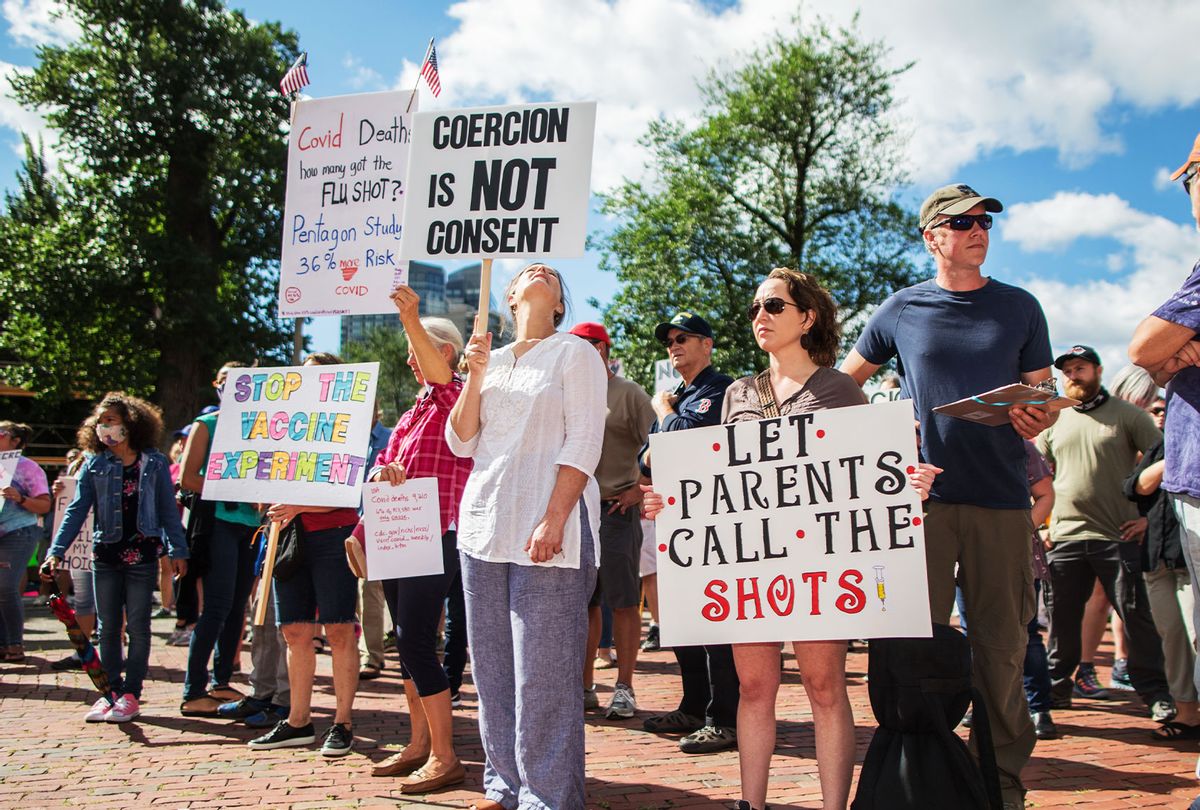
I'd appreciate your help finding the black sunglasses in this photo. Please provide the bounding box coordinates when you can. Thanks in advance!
[1150,406,1166,416]
[1184,166,1199,195]
[747,297,804,320]
[661,333,698,347]
[932,213,993,231]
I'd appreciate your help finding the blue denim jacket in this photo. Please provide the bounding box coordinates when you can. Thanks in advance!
[48,449,188,560]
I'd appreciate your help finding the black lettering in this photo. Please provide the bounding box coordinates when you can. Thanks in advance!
[432,116,449,148]
[703,525,728,566]
[875,451,906,495]
[734,521,760,563]
[887,503,916,549]
[849,508,880,552]
[711,474,736,514]
[776,464,802,507]
[806,460,833,504]
[838,455,865,499]
[470,159,501,211]
[726,423,752,466]
[529,157,557,208]
[759,418,784,462]
[788,413,815,457]
[761,517,787,560]
[815,510,840,555]
[739,469,769,510]
[668,527,693,567]
[679,479,702,520]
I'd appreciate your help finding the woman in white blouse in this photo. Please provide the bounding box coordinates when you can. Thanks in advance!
[447,262,607,810]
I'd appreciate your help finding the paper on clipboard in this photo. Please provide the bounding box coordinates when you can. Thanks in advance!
[932,383,1079,426]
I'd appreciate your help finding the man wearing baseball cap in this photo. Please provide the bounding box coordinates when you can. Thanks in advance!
[1037,345,1172,726]
[842,183,1056,808]
[1131,133,1200,766]
[567,322,655,722]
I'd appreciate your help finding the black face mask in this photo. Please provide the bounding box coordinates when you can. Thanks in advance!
[1074,386,1109,413]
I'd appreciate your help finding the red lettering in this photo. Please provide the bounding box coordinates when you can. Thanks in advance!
[702,580,730,622]
[736,578,764,621]
[800,571,827,615]
[766,574,795,617]
[836,569,866,614]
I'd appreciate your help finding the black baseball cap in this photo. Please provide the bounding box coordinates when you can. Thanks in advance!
[1054,344,1102,369]
[654,311,714,343]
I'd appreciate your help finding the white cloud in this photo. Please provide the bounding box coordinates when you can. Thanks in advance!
[0,60,58,166]
[342,55,384,92]
[1154,166,1176,191]
[1002,191,1197,369]
[2,0,77,47]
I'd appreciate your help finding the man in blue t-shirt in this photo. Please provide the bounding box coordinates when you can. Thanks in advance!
[842,183,1056,809]
[1130,133,1200,766]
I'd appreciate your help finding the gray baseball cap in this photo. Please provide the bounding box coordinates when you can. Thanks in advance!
[918,184,1003,232]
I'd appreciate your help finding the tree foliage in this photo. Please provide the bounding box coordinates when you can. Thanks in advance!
[595,19,924,389]
[340,327,421,427]
[2,0,300,428]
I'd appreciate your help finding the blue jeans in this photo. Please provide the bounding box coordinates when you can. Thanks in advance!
[94,558,157,699]
[462,504,596,810]
[184,519,257,700]
[0,525,41,647]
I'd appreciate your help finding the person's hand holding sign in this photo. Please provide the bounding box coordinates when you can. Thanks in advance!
[463,317,493,378]
[373,461,407,486]
[390,285,421,326]
[908,463,943,501]
[266,503,305,527]
[640,484,664,520]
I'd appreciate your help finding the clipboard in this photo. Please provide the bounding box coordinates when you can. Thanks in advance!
[932,383,1078,426]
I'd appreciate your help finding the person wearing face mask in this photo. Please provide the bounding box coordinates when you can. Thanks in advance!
[177,361,265,717]
[0,421,52,663]
[44,394,188,723]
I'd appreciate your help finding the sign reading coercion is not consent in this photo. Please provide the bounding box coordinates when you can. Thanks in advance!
[648,399,932,647]
[400,101,596,260]
[203,363,380,508]
[279,91,416,317]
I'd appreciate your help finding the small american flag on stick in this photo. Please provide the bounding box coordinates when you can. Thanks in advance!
[420,44,441,97]
[280,52,309,96]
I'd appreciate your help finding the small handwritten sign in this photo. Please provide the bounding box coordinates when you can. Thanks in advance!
[53,478,94,573]
[363,478,443,580]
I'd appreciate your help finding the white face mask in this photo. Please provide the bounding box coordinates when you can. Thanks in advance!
[95,423,128,447]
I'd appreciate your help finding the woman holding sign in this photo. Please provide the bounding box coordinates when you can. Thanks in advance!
[448,263,607,810]
[644,269,938,810]
[0,421,51,663]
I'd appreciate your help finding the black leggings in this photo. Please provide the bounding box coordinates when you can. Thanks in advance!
[382,530,460,697]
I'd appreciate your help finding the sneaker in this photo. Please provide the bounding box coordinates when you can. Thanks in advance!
[248,720,316,749]
[606,682,637,719]
[217,696,271,720]
[152,607,173,619]
[1049,693,1073,711]
[680,724,737,754]
[167,626,194,647]
[244,704,287,729]
[1151,698,1178,724]
[1031,710,1059,740]
[1073,664,1111,700]
[106,693,141,723]
[961,707,973,729]
[641,624,661,652]
[85,696,113,722]
[450,691,462,708]
[320,723,354,757]
[51,653,83,671]
[584,685,600,710]
[1109,658,1134,691]
[643,709,704,733]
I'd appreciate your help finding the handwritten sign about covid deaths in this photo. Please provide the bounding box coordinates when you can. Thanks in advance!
[203,363,380,508]
[280,91,416,317]
[53,478,94,573]
[400,101,596,261]
[363,478,443,581]
[649,399,932,647]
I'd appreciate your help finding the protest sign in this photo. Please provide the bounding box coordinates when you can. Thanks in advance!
[202,363,380,508]
[648,399,931,647]
[654,359,682,394]
[362,478,443,581]
[279,91,416,317]
[52,478,94,573]
[399,101,596,261]
[0,450,18,490]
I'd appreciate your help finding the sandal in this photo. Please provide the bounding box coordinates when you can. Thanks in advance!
[208,684,244,702]
[1151,721,1200,741]
[180,695,223,717]
[360,663,383,680]
[3,646,26,663]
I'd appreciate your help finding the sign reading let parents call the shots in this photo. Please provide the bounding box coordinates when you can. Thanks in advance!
[648,399,932,647]
[279,91,416,317]
[203,363,379,508]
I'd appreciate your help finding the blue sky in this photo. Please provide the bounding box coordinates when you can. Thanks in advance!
[2,0,1200,376]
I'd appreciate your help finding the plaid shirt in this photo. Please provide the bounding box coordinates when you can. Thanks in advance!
[372,375,472,531]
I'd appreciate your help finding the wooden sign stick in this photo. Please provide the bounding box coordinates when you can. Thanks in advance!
[474,258,493,337]
[253,521,282,626]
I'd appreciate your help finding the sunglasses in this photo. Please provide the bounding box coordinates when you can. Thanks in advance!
[747,297,804,320]
[932,213,994,231]
[1150,406,1166,416]
[1184,166,1199,195]
[661,333,698,348]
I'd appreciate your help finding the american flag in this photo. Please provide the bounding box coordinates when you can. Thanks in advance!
[279,52,309,96]
[420,45,441,97]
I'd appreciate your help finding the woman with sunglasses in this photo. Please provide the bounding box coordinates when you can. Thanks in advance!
[0,421,51,663]
[644,267,938,810]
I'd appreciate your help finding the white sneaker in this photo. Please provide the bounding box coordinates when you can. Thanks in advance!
[605,682,637,719]
[85,697,113,722]
[106,693,141,723]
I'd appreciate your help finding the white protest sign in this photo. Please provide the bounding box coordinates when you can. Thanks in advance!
[655,359,682,394]
[0,450,20,513]
[400,101,596,260]
[363,478,443,581]
[53,478,94,573]
[279,91,416,317]
[203,363,380,508]
[649,399,931,647]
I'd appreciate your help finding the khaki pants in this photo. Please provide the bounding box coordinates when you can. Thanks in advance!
[925,502,1036,807]
[358,578,387,668]
[1146,562,1198,703]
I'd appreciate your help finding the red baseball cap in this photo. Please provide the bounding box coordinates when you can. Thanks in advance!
[568,321,611,346]
[1170,132,1200,181]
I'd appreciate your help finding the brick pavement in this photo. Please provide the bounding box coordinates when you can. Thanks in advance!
[1,600,1198,809]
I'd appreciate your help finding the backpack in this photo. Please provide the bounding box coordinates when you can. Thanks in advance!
[851,624,1003,810]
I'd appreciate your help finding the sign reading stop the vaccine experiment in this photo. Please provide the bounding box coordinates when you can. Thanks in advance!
[648,399,932,647]
[203,363,379,508]
[400,101,596,260]
[279,91,416,317]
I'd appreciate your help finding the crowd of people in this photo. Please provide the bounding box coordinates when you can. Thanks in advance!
[2,130,1200,810]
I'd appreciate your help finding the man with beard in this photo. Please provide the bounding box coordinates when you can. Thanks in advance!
[1036,345,1174,725]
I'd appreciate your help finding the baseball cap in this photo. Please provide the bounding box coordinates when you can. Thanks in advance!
[653,311,714,343]
[568,322,611,346]
[172,424,192,439]
[918,184,1004,232]
[1054,344,1102,369]
[1169,132,1200,181]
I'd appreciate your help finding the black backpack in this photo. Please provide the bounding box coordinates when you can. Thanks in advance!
[851,624,1003,810]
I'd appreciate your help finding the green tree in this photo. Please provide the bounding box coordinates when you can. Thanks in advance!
[341,326,421,426]
[3,0,300,428]
[595,19,923,389]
